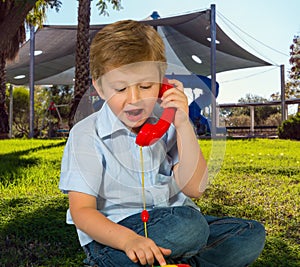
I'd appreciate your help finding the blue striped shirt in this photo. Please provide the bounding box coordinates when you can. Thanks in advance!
[59,102,195,246]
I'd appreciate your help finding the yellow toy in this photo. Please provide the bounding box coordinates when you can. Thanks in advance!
[155,265,190,267]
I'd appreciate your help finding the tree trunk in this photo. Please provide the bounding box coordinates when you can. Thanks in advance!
[69,0,91,128]
[0,0,37,51]
[0,53,9,138]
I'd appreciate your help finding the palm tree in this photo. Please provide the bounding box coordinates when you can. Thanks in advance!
[0,1,28,138]
[69,0,122,128]
[0,0,121,135]
[0,0,61,138]
[68,0,91,129]
[0,1,36,50]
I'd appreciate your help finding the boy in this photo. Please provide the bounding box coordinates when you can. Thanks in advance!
[59,20,265,266]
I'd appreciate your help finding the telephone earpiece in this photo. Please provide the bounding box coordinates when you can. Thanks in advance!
[135,78,176,146]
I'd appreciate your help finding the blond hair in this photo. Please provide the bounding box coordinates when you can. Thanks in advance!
[90,20,166,80]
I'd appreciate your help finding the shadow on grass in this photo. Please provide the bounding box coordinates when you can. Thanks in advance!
[223,165,300,177]
[0,141,66,185]
[252,237,300,267]
[0,195,85,266]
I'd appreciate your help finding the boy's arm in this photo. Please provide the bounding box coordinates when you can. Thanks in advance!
[161,79,208,198]
[173,120,208,198]
[68,191,171,266]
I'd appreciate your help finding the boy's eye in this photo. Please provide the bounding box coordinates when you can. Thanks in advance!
[140,84,152,89]
[115,87,126,92]
[113,83,153,92]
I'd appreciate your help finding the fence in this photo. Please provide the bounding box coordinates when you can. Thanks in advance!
[216,98,300,138]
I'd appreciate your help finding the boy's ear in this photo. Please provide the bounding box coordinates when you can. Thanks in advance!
[92,79,105,100]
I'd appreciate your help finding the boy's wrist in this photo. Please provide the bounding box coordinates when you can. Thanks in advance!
[175,120,194,133]
[118,228,139,251]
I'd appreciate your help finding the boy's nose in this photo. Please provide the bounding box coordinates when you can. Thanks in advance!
[127,85,140,103]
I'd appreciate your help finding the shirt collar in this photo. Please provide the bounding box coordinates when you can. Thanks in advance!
[96,102,130,138]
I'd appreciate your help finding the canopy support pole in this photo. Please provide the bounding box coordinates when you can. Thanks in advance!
[29,24,35,138]
[250,106,255,135]
[9,84,13,138]
[210,4,217,137]
[280,64,286,122]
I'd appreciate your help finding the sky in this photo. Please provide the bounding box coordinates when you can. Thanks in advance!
[45,0,300,105]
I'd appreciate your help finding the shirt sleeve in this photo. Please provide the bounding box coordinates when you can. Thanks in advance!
[59,118,103,197]
[167,124,179,166]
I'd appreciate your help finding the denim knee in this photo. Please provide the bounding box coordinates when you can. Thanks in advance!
[245,219,266,256]
[148,206,210,258]
[194,216,266,267]
[172,206,209,250]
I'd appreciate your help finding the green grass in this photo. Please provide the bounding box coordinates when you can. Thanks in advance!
[0,138,299,266]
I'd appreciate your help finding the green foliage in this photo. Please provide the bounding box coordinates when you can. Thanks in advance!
[264,112,282,126]
[0,139,299,266]
[223,94,281,127]
[26,0,62,26]
[225,114,250,127]
[7,86,29,114]
[37,85,72,137]
[5,86,30,136]
[238,94,280,125]
[272,35,300,101]
[5,85,72,137]
[285,35,300,102]
[96,0,122,16]
[278,112,300,140]
[45,84,73,120]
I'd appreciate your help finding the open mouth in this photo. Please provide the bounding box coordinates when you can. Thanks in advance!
[125,109,143,116]
[124,109,144,122]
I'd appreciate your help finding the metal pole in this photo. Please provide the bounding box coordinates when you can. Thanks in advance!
[210,4,217,137]
[29,24,35,138]
[250,106,255,135]
[9,84,13,138]
[280,64,286,122]
[216,106,220,127]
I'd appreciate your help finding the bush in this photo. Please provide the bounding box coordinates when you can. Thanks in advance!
[278,113,300,140]
[264,113,281,126]
[225,114,250,127]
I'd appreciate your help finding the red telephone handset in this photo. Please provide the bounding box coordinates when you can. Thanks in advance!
[135,78,176,146]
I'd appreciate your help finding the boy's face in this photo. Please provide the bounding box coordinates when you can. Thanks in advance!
[93,62,161,133]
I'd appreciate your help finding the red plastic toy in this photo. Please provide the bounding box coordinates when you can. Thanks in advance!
[137,80,188,267]
[135,78,175,146]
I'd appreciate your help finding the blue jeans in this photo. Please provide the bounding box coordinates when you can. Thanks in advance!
[83,206,265,267]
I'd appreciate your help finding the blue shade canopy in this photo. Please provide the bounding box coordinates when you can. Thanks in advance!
[6,10,272,85]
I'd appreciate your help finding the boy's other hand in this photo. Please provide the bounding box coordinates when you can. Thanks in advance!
[160,79,189,129]
[124,235,171,266]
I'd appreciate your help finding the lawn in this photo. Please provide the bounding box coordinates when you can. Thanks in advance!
[0,138,299,266]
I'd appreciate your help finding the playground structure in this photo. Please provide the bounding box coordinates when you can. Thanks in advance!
[6,6,276,139]
[166,74,220,137]
[6,6,296,139]
[40,101,69,137]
